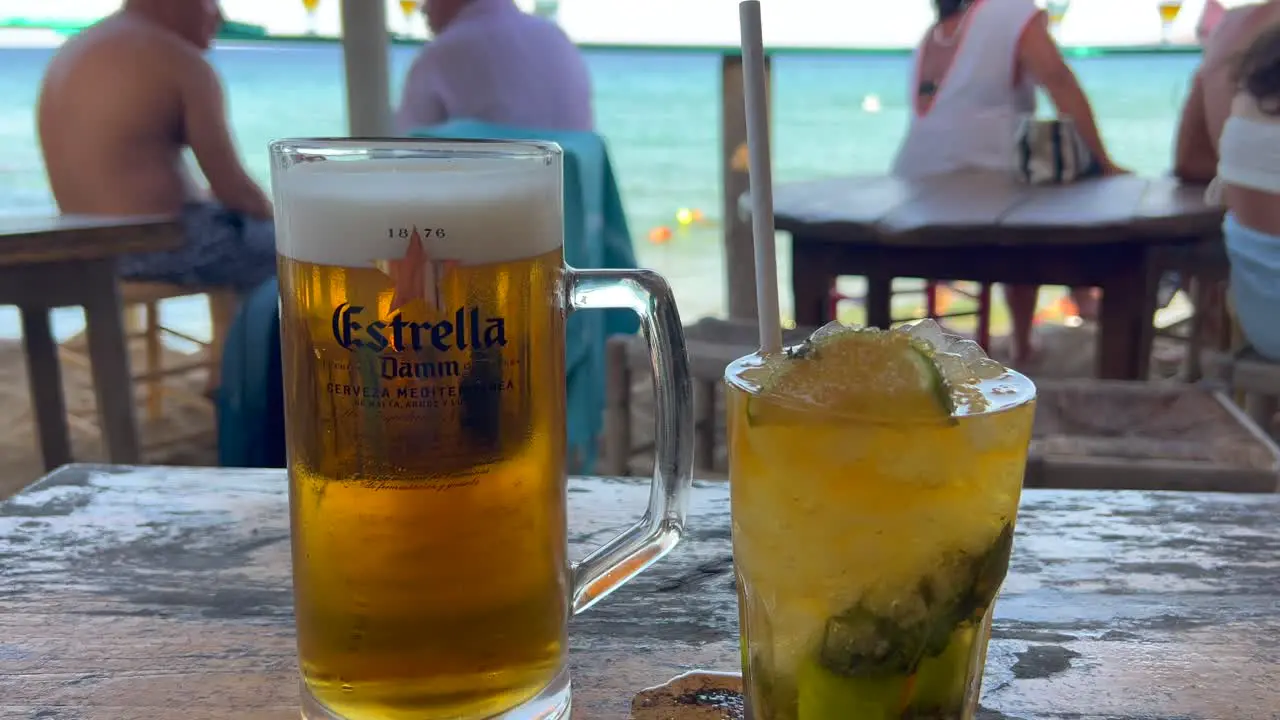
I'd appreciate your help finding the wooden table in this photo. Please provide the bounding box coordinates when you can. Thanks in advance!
[769,172,1226,380]
[0,215,181,469]
[4,465,1278,719]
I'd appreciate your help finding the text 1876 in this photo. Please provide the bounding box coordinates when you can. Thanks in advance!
[389,227,447,239]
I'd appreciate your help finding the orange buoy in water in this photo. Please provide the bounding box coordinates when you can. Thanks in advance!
[648,226,673,244]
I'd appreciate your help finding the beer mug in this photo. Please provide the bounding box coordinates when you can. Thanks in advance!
[268,138,693,720]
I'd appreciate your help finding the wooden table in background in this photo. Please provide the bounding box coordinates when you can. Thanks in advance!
[770,172,1225,380]
[0,215,181,469]
[3,465,1278,719]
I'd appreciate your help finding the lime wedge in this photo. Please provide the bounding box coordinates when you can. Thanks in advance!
[909,624,976,714]
[746,328,955,426]
[797,656,908,720]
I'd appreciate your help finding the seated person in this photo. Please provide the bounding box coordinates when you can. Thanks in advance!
[394,0,594,134]
[1211,25,1280,360]
[1174,0,1280,183]
[892,0,1121,365]
[37,0,276,293]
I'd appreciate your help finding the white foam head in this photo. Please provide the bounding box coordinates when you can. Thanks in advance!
[271,144,563,267]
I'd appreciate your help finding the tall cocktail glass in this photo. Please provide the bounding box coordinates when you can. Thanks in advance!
[725,321,1036,720]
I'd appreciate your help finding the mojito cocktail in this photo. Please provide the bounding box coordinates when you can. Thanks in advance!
[726,321,1036,720]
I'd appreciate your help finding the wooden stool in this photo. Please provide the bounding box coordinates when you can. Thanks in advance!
[1204,345,1280,439]
[602,318,814,477]
[60,283,239,423]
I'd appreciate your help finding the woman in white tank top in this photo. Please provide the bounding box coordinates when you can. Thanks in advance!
[892,0,1122,364]
[1212,27,1280,360]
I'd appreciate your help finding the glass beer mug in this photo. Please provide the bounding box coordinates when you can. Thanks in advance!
[268,138,693,720]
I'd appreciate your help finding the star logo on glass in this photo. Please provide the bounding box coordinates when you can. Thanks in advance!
[374,226,458,313]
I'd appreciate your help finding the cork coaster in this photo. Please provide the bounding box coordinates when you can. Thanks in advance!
[630,671,744,720]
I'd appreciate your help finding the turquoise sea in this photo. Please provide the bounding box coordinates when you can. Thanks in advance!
[0,42,1201,341]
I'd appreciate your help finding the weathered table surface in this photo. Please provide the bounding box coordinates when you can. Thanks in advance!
[766,172,1226,380]
[0,214,182,470]
[3,465,1278,720]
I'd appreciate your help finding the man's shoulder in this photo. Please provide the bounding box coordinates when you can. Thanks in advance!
[422,10,583,72]
[514,12,579,44]
[57,16,205,71]
[444,8,575,45]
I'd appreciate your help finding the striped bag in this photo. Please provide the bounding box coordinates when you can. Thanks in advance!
[1014,115,1101,185]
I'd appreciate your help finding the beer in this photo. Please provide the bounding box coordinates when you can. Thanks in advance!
[275,154,570,719]
[1157,0,1182,24]
[1046,0,1070,27]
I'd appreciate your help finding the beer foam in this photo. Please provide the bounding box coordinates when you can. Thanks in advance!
[273,158,562,267]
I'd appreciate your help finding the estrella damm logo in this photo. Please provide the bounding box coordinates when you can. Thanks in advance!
[331,304,508,353]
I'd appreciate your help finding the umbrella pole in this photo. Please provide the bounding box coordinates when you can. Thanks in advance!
[340,0,392,136]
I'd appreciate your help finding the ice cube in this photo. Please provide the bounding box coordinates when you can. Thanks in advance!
[973,357,1007,380]
[809,320,853,344]
[947,339,988,365]
[904,318,946,351]
[934,352,979,386]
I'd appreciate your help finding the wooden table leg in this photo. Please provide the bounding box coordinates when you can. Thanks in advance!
[791,237,832,326]
[1096,252,1160,380]
[693,379,716,472]
[602,337,633,476]
[865,272,893,330]
[18,305,72,470]
[81,261,141,464]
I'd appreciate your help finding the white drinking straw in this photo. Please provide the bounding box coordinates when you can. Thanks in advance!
[739,0,783,354]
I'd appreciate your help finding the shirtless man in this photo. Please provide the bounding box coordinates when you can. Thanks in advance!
[37,0,276,292]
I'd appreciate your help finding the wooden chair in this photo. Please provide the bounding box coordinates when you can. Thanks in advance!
[1205,346,1280,439]
[60,282,239,424]
[1202,310,1280,439]
[829,279,993,348]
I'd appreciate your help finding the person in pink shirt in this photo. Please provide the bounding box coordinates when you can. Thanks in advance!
[394,0,595,134]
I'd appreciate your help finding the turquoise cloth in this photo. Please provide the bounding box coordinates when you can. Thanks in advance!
[410,120,641,469]
[1225,212,1280,361]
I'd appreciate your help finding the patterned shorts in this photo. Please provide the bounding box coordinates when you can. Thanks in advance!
[117,202,276,293]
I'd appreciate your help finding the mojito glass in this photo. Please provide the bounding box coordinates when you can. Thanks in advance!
[725,321,1036,720]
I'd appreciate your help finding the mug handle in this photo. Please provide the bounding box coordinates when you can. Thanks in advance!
[564,266,693,614]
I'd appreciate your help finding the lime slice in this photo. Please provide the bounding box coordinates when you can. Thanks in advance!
[909,624,976,714]
[797,655,908,720]
[747,328,955,426]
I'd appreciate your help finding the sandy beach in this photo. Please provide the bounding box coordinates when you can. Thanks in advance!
[0,334,217,500]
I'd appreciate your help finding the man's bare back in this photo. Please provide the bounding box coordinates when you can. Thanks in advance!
[38,1,271,219]
[36,0,277,297]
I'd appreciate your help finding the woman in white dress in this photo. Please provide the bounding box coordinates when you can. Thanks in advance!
[893,0,1122,365]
